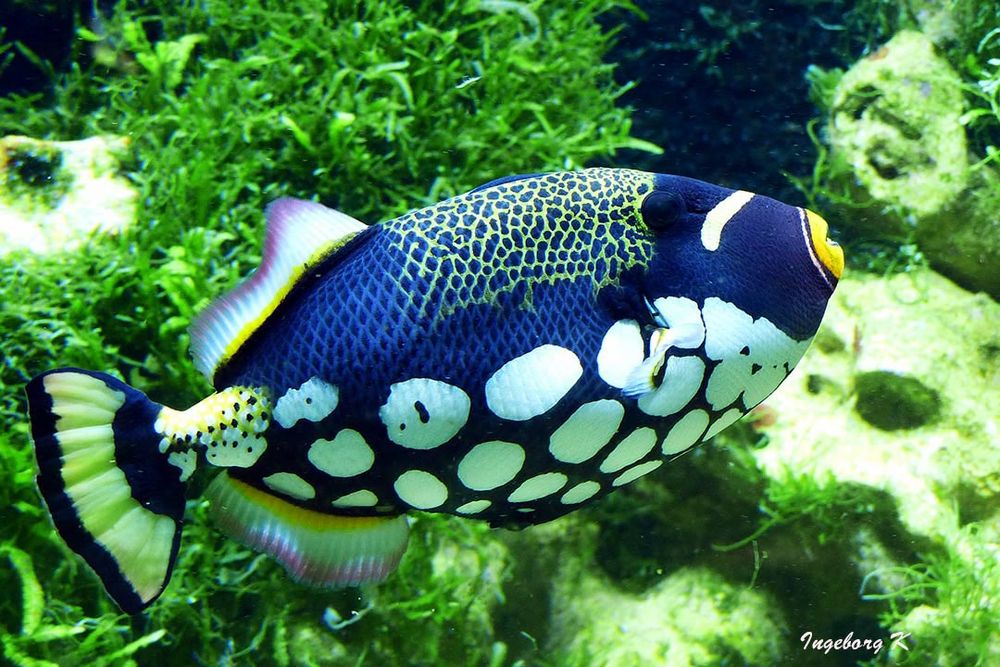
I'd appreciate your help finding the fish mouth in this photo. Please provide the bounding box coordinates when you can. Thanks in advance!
[802,208,844,281]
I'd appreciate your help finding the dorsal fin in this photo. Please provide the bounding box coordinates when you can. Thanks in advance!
[190,198,366,381]
[469,172,547,193]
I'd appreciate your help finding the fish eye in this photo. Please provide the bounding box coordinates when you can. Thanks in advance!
[641,191,686,232]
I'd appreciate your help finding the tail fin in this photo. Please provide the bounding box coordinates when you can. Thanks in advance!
[26,369,186,614]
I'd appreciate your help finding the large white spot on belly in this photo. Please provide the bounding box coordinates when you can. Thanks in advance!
[263,472,316,501]
[612,460,663,487]
[332,489,378,508]
[394,470,449,509]
[455,499,492,515]
[701,190,754,251]
[273,377,339,428]
[380,378,471,449]
[485,345,582,421]
[702,297,811,411]
[661,409,710,455]
[704,408,744,440]
[599,427,658,473]
[457,441,526,490]
[507,472,568,502]
[597,320,644,388]
[637,355,706,417]
[548,399,624,463]
[560,480,602,505]
[308,429,375,477]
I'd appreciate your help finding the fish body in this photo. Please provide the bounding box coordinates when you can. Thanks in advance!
[26,168,843,612]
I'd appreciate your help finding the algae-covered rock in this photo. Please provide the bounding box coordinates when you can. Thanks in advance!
[547,565,786,666]
[905,0,960,46]
[0,135,137,255]
[829,30,967,221]
[825,29,1000,297]
[750,267,1000,664]
[757,268,999,540]
[497,518,786,666]
[915,165,1000,299]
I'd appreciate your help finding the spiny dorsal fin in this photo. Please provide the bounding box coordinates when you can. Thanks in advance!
[190,198,366,381]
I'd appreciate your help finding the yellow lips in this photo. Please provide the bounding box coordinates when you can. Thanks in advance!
[805,209,844,279]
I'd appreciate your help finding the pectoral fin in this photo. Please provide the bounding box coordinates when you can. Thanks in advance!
[622,328,672,397]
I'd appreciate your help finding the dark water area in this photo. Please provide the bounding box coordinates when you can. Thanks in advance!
[605,1,889,204]
[0,0,88,94]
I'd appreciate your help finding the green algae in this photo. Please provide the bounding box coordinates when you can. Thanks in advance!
[853,370,942,431]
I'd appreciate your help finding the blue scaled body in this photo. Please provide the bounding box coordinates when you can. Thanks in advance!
[25,168,844,613]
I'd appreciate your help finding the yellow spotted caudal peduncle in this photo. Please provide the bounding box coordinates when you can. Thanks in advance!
[154,386,272,478]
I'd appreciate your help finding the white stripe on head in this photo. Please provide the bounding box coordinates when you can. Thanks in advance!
[701,190,754,251]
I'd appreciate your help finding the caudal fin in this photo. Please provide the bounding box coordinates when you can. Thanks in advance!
[26,369,186,614]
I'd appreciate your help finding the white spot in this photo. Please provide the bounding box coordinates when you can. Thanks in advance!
[637,355,705,417]
[705,408,744,440]
[204,431,267,468]
[702,297,811,411]
[650,297,705,349]
[703,297,755,362]
[507,472,568,502]
[485,345,582,421]
[701,190,754,251]
[549,400,624,463]
[274,378,339,428]
[263,472,316,501]
[661,410,710,455]
[612,460,663,487]
[394,470,449,509]
[308,429,375,477]
[455,499,492,515]
[332,489,378,508]
[457,441,525,491]
[380,378,471,449]
[597,320,644,388]
[167,450,196,482]
[560,481,601,505]
[599,427,658,473]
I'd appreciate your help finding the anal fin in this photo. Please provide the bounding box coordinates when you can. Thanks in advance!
[206,473,409,587]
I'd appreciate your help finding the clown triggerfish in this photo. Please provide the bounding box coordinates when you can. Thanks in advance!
[26,169,843,613]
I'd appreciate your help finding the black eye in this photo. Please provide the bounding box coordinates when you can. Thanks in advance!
[641,191,686,232]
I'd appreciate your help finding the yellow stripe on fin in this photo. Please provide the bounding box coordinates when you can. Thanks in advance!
[189,198,367,381]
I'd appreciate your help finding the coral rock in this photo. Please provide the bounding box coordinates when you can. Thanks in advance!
[0,135,137,256]
[827,30,1000,297]
[829,30,967,221]
[757,268,999,540]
